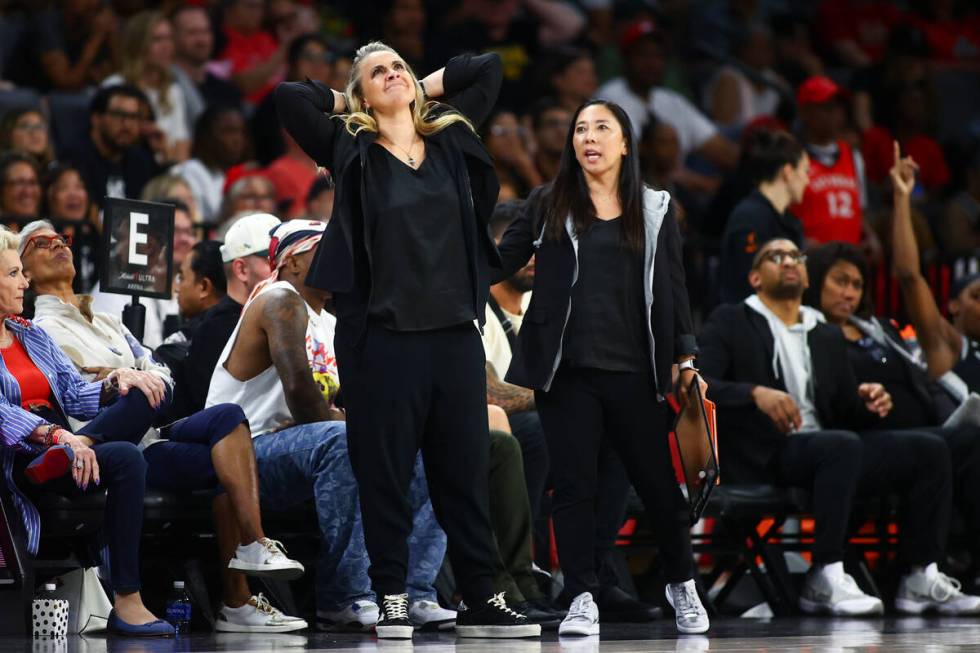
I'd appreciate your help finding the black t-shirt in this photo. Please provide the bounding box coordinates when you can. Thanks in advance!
[562,217,648,372]
[365,140,474,331]
[953,337,980,394]
[62,135,157,209]
[846,336,933,429]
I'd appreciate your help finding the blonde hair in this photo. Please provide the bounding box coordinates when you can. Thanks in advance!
[0,226,22,253]
[342,42,474,138]
[120,11,174,113]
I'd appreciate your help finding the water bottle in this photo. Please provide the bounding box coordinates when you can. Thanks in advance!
[165,581,192,633]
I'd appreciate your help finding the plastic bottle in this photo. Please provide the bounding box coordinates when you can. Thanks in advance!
[165,581,192,633]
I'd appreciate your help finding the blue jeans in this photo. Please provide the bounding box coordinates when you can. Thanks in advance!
[251,421,446,611]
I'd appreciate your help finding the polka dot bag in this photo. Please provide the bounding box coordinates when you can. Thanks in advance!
[32,583,69,639]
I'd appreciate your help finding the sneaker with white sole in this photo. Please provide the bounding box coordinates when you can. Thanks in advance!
[559,592,599,636]
[376,594,414,639]
[665,580,709,634]
[455,593,541,638]
[799,563,884,616]
[215,594,308,633]
[408,600,456,631]
[316,600,379,632]
[228,538,305,580]
[896,563,980,615]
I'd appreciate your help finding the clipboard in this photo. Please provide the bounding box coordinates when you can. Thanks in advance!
[670,373,720,525]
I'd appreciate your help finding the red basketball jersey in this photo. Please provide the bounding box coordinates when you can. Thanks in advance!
[791,140,863,244]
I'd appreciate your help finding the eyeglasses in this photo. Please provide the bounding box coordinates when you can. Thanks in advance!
[760,250,807,266]
[105,109,143,123]
[25,234,72,252]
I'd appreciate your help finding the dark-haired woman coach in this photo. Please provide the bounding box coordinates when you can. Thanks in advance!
[495,99,708,636]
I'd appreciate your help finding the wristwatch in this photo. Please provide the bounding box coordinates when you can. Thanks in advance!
[678,359,698,373]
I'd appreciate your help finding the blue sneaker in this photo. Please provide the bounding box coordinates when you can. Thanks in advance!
[108,610,176,637]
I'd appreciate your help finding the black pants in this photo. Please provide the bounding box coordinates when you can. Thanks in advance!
[507,410,550,523]
[338,321,497,604]
[915,423,980,558]
[535,367,694,596]
[774,428,951,566]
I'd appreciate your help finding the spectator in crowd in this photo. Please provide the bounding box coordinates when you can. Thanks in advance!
[909,0,980,62]
[703,22,786,130]
[0,108,55,168]
[770,12,826,88]
[485,110,542,199]
[104,11,190,164]
[804,240,980,586]
[0,226,176,636]
[172,105,250,223]
[220,0,300,105]
[495,99,706,635]
[597,19,738,169]
[207,219,452,633]
[174,213,278,418]
[719,130,809,303]
[790,76,868,246]
[303,174,335,221]
[816,0,904,69]
[35,0,119,91]
[264,130,317,218]
[170,4,243,132]
[41,163,100,293]
[528,98,571,184]
[90,199,196,349]
[890,144,980,396]
[638,116,689,223]
[219,173,279,224]
[251,33,334,166]
[546,48,598,114]
[699,236,980,615]
[940,145,980,254]
[18,220,308,632]
[62,85,157,210]
[141,173,203,225]
[0,151,41,225]
[378,0,432,73]
[175,240,224,324]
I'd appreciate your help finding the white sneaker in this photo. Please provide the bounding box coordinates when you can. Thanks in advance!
[215,594,308,633]
[228,538,305,580]
[896,563,980,615]
[799,563,884,616]
[665,580,709,634]
[408,599,456,631]
[316,600,379,632]
[558,592,599,636]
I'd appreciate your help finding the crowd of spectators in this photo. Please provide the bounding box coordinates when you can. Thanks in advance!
[1,0,980,630]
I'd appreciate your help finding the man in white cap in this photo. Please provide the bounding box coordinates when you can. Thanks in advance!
[207,219,455,633]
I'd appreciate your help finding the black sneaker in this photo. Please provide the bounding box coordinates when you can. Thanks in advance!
[376,594,413,639]
[455,593,541,638]
[510,599,562,630]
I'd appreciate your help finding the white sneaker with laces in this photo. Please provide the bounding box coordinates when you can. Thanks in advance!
[229,538,305,580]
[665,580,709,634]
[559,592,599,636]
[215,593,308,633]
[896,563,980,615]
[408,600,456,631]
[316,600,379,631]
[799,562,884,616]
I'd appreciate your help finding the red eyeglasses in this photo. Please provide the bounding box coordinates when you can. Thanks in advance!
[25,234,72,253]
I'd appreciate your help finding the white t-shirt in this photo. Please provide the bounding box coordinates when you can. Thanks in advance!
[596,77,718,156]
[482,293,531,379]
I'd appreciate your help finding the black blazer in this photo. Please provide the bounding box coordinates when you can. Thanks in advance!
[698,302,881,483]
[494,184,697,395]
[274,53,503,341]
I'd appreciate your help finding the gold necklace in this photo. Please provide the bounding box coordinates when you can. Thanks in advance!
[383,133,420,167]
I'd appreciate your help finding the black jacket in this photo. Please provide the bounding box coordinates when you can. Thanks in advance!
[274,53,503,342]
[698,302,881,483]
[494,185,697,395]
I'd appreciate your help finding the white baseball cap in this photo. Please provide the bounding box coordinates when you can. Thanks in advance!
[220,213,282,263]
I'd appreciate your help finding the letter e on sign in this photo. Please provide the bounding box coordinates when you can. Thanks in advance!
[129,212,149,266]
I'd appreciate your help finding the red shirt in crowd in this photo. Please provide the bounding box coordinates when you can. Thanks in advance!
[220,26,282,104]
[818,0,904,65]
[862,127,950,193]
[263,156,317,218]
[1,336,52,410]
[791,140,863,245]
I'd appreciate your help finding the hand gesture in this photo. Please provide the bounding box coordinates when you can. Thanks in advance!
[889,141,919,197]
[858,382,892,417]
[108,369,167,409]
[752,386,802,434]
[60,432,100,490]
